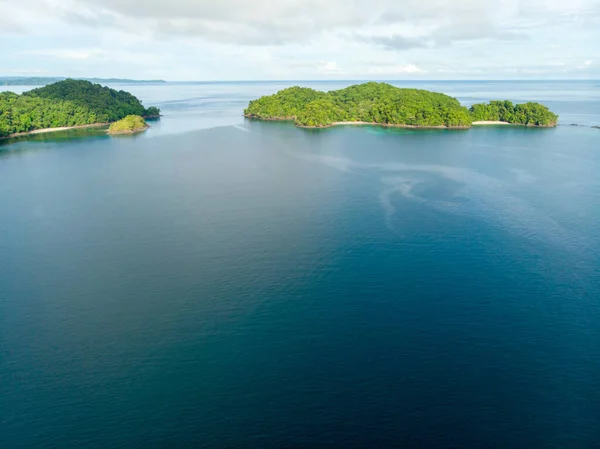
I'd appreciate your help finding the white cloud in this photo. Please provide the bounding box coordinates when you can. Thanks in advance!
[1,68,48,74]
[8,0,596,45]
[319,61,345,74]
[367,64,425,75]
[21,48,169,66]
[24,49,97,60]
[1,0,599,79]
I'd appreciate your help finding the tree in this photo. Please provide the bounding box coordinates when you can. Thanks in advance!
[469,100,557,126]
[245,82,475,128]
[0,80,160,137]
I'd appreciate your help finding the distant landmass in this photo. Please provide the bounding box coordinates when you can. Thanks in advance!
[0,79,160,138]
[0,77,167,86]
[244,82,558,128]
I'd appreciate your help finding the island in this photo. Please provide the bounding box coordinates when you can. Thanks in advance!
[0,79,161,138]
[107,115,149,135]
[244,82,558,128]
[469,100,557,126]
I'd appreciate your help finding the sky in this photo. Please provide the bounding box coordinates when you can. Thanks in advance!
[1,0,599,81]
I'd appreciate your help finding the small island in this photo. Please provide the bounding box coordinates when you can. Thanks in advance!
[107,115,149,135]
[244,82,558,129]
[0,79,161,138]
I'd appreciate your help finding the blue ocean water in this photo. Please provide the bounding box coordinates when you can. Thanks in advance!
[1,81,599,448]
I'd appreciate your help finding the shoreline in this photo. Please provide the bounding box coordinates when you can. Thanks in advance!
[107,125,150,135]
[244,115,294,122]
[297,121,469,130]
[472,120,556,128]
[303,120,554,129]
[244,115,469,129]
[472,120,512,125]
[1,114,160,140]
[1,122,109,140]
[245,115,557,129]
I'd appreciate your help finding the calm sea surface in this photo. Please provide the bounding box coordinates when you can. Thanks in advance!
[1,81,599,448]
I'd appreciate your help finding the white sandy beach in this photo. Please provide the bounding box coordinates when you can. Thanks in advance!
[472,121,512,125]
[3,123,109,139]
[300,121,462,129]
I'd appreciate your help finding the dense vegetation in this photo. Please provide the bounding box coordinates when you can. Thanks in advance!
[108,115,148,134]
[470,100,558,126]
[245,83,472,127]
[245,82,558,128]
[0,79,160,137]
[24,79,159,121]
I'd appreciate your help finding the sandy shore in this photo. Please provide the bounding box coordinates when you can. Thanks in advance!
[244,116,468,129]
[472,121,512,125]
[246,116,559,129]
[299,121,468,129]
[245,115,472,129]
[2,123,109,140]
[472,121,557,128]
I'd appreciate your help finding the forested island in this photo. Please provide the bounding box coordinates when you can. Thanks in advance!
[107,115,149,135]
[0,79,160,138]
[244,82,558,128]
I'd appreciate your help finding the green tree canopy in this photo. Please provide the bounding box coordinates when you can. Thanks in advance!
[469,100,557,126]
[108,115,148,134]
[245,82,558,128]
[0,79,160,137]
[246,82,472,127]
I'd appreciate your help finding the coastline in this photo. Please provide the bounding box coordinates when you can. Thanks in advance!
[297,121,469,129]
[244,115,294,122]
[472,120,556,127]
[107,125,150,135]
[245,115,557,129]
[244,115,469,129]
[472,121,512,125]
[1,122,109,140]
[2,114,160,140]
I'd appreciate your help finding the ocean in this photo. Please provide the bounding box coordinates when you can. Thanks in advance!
[1,80,599,448]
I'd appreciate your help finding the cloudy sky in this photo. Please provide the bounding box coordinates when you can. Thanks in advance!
[1,0,599,80]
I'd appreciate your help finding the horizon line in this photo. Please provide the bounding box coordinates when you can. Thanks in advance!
[1,76,599,83]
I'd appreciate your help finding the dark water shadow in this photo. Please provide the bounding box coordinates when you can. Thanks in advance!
[0,126,110,149]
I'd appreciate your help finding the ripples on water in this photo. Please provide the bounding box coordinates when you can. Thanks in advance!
[1,81,599,448]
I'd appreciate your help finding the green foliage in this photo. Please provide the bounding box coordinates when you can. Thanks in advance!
[144,106,161,117]
[0,79,160,137]
[25,79,160,120]
[244,86,325,119]
[296,99,346,127]
[469,100,557,126]
[245,82,473,127]
[0,91,98,136]
[108,115,148,134]
[246,82,558,128]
